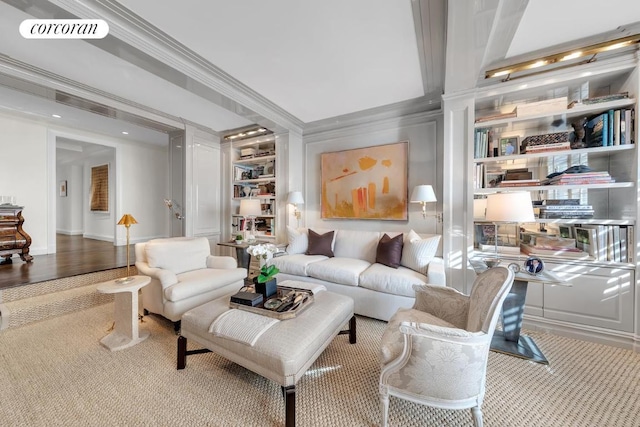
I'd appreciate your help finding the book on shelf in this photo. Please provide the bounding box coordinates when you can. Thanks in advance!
[498,179,540,187]
[478,244,521,254]
[567,92,629,108]
[515,96,567,117]
[475,108,517,123]
[544,199,581,205]
[539,204,594,210]
[585,113,607,147]
[520,243,593,260]
[525,141,571,153]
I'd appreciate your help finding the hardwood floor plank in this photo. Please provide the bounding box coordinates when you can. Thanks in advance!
[0,235,131,290]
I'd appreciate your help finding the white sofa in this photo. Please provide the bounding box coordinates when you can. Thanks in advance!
[269,228,445,321]
[135,237,247,330]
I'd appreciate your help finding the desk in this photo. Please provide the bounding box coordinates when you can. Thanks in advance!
[471,260,566,365]
[96,275,151,351]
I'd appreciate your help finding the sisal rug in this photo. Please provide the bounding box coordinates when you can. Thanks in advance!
[0,303,639,426]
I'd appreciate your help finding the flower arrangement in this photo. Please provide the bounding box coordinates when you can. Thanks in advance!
[246,243,280,283]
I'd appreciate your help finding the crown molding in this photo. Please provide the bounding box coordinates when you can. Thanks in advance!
[303,93,441,138]
[49,0,304,135]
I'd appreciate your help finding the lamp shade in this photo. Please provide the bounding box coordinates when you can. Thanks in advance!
[485,192,535,222]
[117,213,138,226]
[239,198,262,217]
[287,191,304,205]
[410,185,437,203]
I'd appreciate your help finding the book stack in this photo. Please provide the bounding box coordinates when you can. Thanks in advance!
[585,108,635,147]
[568,92,629,108]
[520,234,592,259]
[545,171,614,186]
[498,168,539,187]
[523,131,571,153]
[538,199,594,219]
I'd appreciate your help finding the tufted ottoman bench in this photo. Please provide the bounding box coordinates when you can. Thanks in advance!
[177,282,355,427]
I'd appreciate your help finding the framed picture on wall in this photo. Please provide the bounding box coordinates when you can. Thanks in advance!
[59,180,67,197]
[90,164,109,212]
[320,141,408,220]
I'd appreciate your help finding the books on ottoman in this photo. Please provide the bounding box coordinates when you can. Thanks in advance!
[230,291,264,307]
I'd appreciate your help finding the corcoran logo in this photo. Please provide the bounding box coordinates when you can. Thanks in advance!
[19,19,109,39]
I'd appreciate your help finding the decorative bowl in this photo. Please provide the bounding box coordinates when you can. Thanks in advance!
[483,258,501,268]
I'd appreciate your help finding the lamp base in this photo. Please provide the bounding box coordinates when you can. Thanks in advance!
[116,276,135,284]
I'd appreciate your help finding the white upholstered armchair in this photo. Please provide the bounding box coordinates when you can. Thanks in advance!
[379,266,514,427]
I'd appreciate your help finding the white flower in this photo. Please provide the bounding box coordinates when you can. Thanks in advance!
[246,243,278,259]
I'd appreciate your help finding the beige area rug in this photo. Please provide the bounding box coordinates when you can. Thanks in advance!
[0,304,639,427]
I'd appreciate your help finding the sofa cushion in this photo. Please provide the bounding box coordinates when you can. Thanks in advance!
[359,263,426,297]
[376,233,404,268]
[400,230,441,275]
[306,257,371,287]
[165,268,247,301]
[334,230,380,263]
[145,237,209,275]
[306,229,335,257]
[286,226,308,255]
[269,254,327,277]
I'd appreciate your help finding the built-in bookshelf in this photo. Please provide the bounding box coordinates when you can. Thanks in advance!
[230,135,277,241]
[467,58,640,342]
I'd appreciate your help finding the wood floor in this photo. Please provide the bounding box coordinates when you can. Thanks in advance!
[0,235,131,290]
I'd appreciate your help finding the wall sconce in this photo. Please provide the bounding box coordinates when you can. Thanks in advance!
[287,191,304,226]
[485,33,640,81]
[116,213,137,284]
[239,198,262,240]
[410,185,441,221]
[164,198,184,220]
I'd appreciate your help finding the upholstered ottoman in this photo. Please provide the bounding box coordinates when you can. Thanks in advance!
[177,282,355,427]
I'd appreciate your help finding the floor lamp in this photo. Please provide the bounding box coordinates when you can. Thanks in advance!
[116,213,138,283]
[239,198,262,240]
[484,192,535,263]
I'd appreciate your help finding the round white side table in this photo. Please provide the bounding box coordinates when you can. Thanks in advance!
[97,275,151,351]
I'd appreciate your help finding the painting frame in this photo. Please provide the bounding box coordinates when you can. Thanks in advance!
[499,136,520,156]
[90,163,110,213]
[59,180,67,197]
[320,141,408,220]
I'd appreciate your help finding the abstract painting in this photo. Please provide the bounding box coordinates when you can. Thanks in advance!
[321,141,408,220]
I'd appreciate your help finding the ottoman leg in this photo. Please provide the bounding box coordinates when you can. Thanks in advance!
[349,316,356,344]
[177,335,187,370]
[283,385,295,427]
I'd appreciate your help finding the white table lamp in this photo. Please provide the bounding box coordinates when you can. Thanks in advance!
[239,198,262,239]
[484,191,535,257]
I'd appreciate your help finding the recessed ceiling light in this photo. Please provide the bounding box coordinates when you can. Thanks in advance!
[122,131,129,135]
[52,114,62,118]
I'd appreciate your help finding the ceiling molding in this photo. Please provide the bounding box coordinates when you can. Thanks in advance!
[412,0,447,96]
[48,0,304,135]
[303,93,441,138]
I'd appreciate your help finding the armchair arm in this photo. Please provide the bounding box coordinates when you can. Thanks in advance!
[399,321,486,344]
[135,262,178,288]
[412,284,469,329]
[206,255,237,270]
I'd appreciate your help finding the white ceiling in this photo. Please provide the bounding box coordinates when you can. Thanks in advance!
[1,0,640,144]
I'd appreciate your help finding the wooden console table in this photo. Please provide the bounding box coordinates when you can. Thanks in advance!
[0,205,33,265]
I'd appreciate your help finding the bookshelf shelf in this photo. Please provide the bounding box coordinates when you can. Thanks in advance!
[473,143,635,164]
[475,182,634,193]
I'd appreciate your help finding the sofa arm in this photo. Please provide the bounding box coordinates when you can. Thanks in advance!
[206,255,237,270]
[135,261,178,288]
[426,258,446,286]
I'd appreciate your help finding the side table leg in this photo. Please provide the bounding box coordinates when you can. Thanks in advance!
[349,316,356,344]
[177,336,187,370]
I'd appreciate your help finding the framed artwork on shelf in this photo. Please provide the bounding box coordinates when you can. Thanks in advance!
[59,180,67,197]
[499,136,519,156]
[558,225,575,239]
[320,141,408,220]
[575,227,597,257]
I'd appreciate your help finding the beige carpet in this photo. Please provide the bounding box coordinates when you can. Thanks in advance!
[0,304,639,427]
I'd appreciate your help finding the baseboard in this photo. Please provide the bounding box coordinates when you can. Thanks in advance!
[524,315,637,352]
[56,229,84,235]
[83,233,113,242]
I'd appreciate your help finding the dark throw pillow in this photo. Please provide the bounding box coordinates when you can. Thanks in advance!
[306,229,335,257]
[376,233,404,269]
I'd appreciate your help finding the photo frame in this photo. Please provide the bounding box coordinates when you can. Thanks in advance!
[574,227,597,257]
[558,225,574,239]
[499,136,519,156]
[90,164,109,212]
[320,141,408,220]
[59,180,67,197]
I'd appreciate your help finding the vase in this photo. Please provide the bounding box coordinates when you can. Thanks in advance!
[254,277,277,299]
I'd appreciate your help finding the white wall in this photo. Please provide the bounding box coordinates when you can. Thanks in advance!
[0,111,170,255]
[56,164,83,234]
[304,114,442,237]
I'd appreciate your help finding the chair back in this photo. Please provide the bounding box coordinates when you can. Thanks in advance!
[466,266,514,333]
